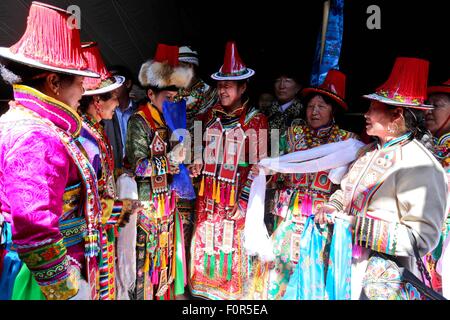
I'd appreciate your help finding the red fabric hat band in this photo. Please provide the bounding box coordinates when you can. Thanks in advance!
[154,44,179,67]
[375,57,429,105]
[9,2,87,71]
[428,78,450,95]
[82,42,112,90]
[318,69,346,100]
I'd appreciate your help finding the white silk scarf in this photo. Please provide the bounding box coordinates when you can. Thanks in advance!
[244,138,365,261]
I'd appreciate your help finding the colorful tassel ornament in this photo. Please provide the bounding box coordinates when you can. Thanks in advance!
[199,175,205,197]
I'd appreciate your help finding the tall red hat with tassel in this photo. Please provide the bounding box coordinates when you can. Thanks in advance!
[0,2,99,78]
[211,41,255,81]
[428,78,450,96]
[82,42,125,95]
[363,57,433,109]
[301,69,348,110]
[139,43,193,90]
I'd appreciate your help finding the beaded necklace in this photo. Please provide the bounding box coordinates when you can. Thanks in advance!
[302,124,340,148]
[81,114,116,199]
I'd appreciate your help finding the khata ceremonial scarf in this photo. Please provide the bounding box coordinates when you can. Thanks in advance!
[244,138,365,261]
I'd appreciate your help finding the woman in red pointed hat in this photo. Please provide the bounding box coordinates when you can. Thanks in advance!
[423,78,450,294]
[126,43,193,300]
[247,69,359,300]
[188,41,269,300]
[0,2,103,300]
[315,57,447,300]
[77,42,135,300]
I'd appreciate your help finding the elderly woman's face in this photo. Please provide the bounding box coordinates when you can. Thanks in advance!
[274,76,301,104]
[364,101,396,138]
[425,93,450,136]
[306,95,333,129]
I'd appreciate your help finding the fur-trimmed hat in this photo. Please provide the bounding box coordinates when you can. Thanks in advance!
[139,44,193,90]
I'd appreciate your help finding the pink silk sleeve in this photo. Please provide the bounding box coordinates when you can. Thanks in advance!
[2,124,78,299]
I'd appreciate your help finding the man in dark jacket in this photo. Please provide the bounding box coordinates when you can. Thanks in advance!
[103,65,139,172]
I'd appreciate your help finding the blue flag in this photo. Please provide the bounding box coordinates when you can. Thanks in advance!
[163,99,196,200]
[310,0,344,86]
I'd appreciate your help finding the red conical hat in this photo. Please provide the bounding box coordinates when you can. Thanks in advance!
[301,69,348,110]
[0,2,99,78]
[363,57,433,109]
[81,42,124,96]
[211,41,255,81]
[428,78,450,95]
[139,43,193,90]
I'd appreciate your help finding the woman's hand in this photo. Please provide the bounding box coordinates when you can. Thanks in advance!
[251,164,275,176]
[314,204,337,224]
[188,163,202,178]
[169,143,186,164]
[229,203,244,220]
[169,164,181,175]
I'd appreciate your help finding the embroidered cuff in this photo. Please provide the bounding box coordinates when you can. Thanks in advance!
[354,215,398,255]
[328,199,343,212]
[60,218,87,248]
[105,200,124,226]
[39,265,80,300]
[18,238,80,299]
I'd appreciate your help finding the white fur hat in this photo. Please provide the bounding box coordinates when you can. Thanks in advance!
[139,44,193,90]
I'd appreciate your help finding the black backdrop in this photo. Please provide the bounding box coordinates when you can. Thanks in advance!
[0,0,448,133]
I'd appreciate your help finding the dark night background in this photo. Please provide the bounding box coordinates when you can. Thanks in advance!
[0,0,448,134]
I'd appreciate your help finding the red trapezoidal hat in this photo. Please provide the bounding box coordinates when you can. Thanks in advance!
[82,42,125,96]
[363,57,433,110]
[428,78,450,96]
[0,1,99,78]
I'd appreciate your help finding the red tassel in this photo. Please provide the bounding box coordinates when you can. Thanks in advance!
[81,42,112,90]
[10,3,87,70]
[376,57,429,105]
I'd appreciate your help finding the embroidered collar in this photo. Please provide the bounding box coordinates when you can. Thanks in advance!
[148,103,165,127]
[379,132,413,149]
[213,99,249,117]
[12,84,82,137]
[308,122,334,138]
